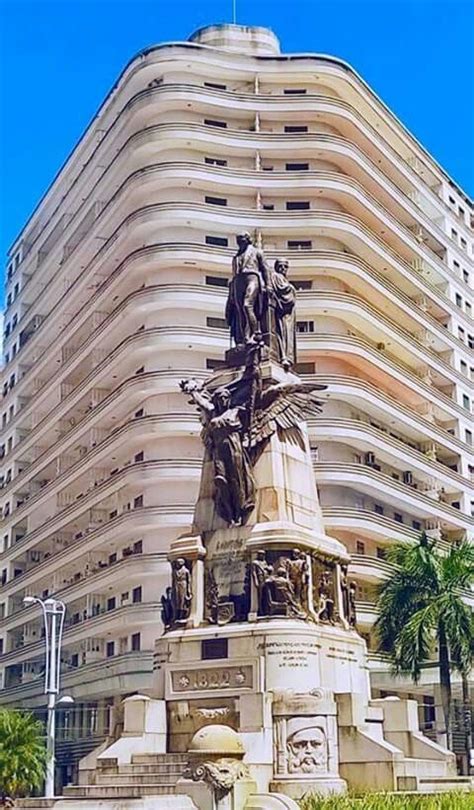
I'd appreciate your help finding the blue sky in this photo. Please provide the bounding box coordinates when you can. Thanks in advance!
[0,0,473,281]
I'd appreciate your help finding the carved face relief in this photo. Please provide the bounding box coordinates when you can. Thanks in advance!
[287,726,327,774]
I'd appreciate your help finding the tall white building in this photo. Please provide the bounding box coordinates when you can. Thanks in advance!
[0,23,472,780]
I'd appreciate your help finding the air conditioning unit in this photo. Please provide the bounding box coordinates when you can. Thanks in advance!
[403,471,413,485]
[365,452,376,465]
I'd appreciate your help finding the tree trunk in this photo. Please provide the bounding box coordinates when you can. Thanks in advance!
[462,673,472,776]
[438,620,453,752]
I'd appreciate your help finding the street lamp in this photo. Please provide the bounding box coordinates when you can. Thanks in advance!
[23,596,70,798]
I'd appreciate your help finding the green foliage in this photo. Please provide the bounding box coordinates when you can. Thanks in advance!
[0,709,47,799]
[299,791,473,809]
[374,534,474,682]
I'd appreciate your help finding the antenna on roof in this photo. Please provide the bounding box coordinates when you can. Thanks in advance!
[232,0,237,24]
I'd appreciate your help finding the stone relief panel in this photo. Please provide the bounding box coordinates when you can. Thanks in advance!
[311,557,338,624]
[204,532,250,624]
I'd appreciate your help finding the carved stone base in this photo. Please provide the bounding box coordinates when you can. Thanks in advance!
[270,776,346,799]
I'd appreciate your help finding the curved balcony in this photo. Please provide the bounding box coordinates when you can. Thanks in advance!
[12,125,470,366]
[2,328,466,511]
[7,278,463,447]
[16,70,456,277]
[0,650,154,705]
[312,418,472,492]
[8,234,465,417]
[0,602,161,667]
[2,457,200,538]
[322,506,420,544]
[1,504,193,585]
[314,462,473,530]
[0,552,166,633]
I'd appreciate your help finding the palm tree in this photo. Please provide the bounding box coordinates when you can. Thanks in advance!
[374,532,474,754]
[0,709,47,801]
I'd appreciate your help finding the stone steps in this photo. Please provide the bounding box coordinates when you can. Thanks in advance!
[96,771,183,786]
[97,763,184,776]
[418,776,473,793]
[131,753,187,765]
[64,783,178,798]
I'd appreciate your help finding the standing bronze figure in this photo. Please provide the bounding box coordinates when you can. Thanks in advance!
[225,232,270,346]
[270,258,297,370]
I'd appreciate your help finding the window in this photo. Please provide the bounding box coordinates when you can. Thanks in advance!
[463,269,469,284]
[133,539,143,554]
[412,520,422,530]
[109,552,117,564]
[295,362,315,374]
[453,260,460,270]
[132,586,142,603]
[134,451,144,462]
[262,203,274,211]
[288,240,312,250]
[206,236,228,247]
[206,358,226,370]
[107,597,116,611]
[131,632,141,651]
[469,335,474,350]
[466,302,472,316]
[376,547,387,560]
[394,512,403,523]
[204,81,226,90]
[448,196,456,205]
[206,275,228,288]
[465,429,472,446]
[461,360,467,374]
[286,162,309,171]
[106,641,115,658]
[134,408,144,418]
[207,317,227,329]
[451,228,458,239]
[356,540,365,554]
[296,321,314,333]
[455,293,463,307]
[462,394,470,411]
[459,206,465,217]
[204,118,227,128]
[293,279,312,290]
[205,195,227,206]
[262,165,274,172]
[284,125,308,133]
[133,495,143,508]
[374,504,384,515]
[205,157,227,167]
[202,638,228,659]
[286,201,310,210]
[458,327,465,341]
[460,237,467,249]
[284,88,307,94]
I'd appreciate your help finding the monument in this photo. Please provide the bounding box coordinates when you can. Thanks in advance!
[149,233,456,802]
[66,234,461,809]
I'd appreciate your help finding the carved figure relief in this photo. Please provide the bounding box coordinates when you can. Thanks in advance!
[251,549,272,616]
[317,569,335,624]
[286,722,328,774]
[251,548,311,619]
[160,558,192,630]
[348,580,357,628]
[181,348,326,526]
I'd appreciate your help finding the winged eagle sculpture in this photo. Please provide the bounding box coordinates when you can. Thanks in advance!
[180,347,326,526]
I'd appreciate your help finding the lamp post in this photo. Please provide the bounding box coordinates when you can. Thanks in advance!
[23,596,68,798]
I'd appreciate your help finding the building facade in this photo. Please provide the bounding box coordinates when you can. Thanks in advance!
[0,24,473,778]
